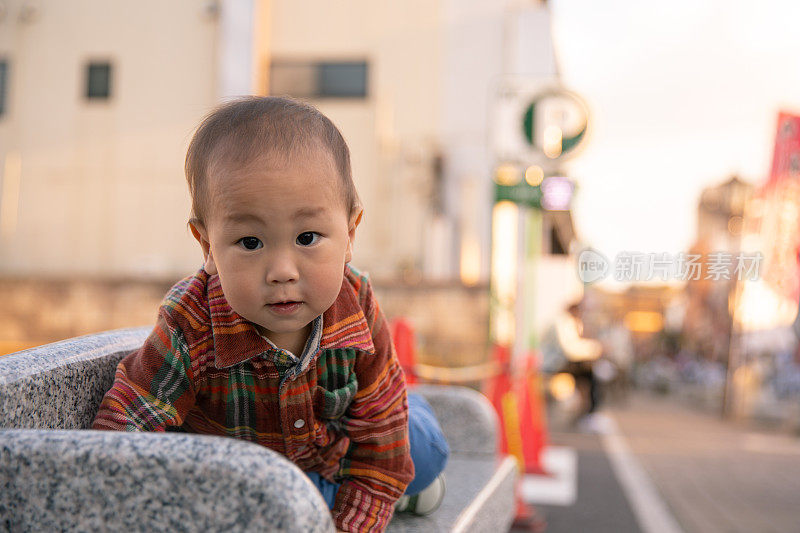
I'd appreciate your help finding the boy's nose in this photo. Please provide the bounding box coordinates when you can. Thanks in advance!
[266,253,299,284]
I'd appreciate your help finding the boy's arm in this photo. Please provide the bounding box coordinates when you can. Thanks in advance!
[92,309,196,431]
[332,282,414,532]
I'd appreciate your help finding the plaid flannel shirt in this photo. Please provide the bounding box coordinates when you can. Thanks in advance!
[92,265,414,532]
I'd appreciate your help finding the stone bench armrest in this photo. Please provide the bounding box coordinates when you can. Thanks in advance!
[1,429,333,532]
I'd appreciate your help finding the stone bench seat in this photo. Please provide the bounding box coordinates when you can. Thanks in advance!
[0,328,516,532]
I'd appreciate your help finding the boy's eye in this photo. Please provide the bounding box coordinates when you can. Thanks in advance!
[296,232,320,246]
[237,237,263,250]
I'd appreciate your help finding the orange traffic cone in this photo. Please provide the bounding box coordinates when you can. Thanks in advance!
[517,352,549,475]
[484,343,518,457]
[391,318,417,385]
[486,347,546,532]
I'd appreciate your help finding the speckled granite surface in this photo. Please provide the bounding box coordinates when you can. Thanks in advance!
[412,384,499,456]
[0,429,333,532]
[387,455,517,532]
[389,385,517,532]
[0,327,151,429]
[0,330,515,532]
[0,328,333,531]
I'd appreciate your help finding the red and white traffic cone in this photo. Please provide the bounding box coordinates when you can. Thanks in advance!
[517,351,549,475]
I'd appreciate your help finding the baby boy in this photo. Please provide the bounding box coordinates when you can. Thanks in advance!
[92,96,448,532]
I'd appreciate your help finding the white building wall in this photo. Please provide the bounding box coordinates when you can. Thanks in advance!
[218,0,256,98]
[439,0,507,281]
[267,0,442,280]
[0,0,564,288]
[0,0,221,277]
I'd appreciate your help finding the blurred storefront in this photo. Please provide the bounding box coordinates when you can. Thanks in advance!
[728,111,800,426]
[623,112,800,427]
[682,176,753,371]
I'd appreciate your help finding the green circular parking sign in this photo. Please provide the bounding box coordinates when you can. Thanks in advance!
[522,89,589,159]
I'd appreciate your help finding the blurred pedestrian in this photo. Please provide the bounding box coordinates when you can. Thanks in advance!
[542,301,604,421]
[599,318,634,402]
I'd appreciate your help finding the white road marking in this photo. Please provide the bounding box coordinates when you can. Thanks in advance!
[599,415,685,533]
[520,446,578,506]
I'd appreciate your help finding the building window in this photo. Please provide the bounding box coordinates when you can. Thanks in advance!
[85,62,112,100]
[0,60,7,116]
[549,225,567,255]
[270,60,368,99]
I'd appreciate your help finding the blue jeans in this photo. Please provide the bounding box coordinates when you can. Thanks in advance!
[306,392,449,509]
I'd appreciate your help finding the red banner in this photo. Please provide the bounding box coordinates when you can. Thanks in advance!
[767,111,800,187]
[762,111,800,302]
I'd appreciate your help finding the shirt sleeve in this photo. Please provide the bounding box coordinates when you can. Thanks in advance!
[332,281,414,532]
[92,309,196,431]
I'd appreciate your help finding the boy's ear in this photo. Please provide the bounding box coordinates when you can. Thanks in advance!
[188,219,218,275]
[345,209,363,263]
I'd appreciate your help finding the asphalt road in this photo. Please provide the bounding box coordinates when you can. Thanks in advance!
[513,390,800,533]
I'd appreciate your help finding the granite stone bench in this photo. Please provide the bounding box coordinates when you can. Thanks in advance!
[0,328,516,532]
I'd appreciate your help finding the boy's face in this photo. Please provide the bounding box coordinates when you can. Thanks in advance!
[190,148,360,353]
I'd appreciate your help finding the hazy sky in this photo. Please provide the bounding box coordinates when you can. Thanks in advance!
[549,0,800,258]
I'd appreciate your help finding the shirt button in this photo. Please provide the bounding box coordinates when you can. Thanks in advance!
[294,419,305,429]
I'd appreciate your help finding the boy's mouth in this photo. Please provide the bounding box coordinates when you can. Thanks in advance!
[267,301,303,314]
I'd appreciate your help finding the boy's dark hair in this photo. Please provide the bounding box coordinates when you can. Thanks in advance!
[185,96,359,222]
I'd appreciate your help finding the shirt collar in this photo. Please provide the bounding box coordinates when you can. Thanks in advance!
[259,315,323,376]
[205,270,375,369]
